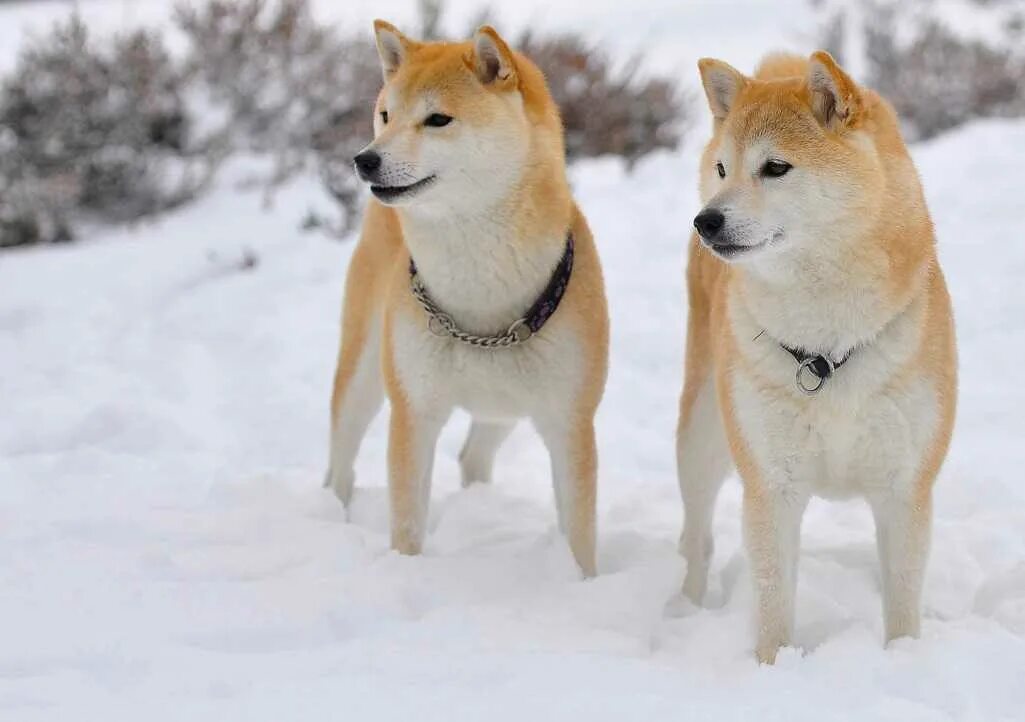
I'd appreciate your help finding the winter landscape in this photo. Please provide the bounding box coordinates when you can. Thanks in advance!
[2,1,1025,720]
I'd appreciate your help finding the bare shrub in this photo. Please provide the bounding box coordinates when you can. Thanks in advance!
[518,32,687,164]
[0,17,216,247]
[0,0,689,249]
[865,13,1025,140]
[815,9,846,65]
[461,6,687,164]
[813,1,1025,141]
[174,0,379,231]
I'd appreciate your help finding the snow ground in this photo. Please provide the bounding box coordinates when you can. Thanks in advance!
[4,2,1025,721]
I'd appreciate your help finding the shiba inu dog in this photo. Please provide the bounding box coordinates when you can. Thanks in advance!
[325,21,609,576]
[676,51,957,662]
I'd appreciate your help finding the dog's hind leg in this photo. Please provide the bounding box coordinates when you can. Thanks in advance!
[535,413,598,578]
[459,419,515,487]
[677,269,733,603]
[677,374,732,604]
[325,313,383,507]
[325,228,394,506]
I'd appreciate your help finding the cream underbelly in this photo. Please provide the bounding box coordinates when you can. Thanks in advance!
[730,374,940,499]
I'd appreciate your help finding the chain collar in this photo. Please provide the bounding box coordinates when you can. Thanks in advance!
[408,233,575,349]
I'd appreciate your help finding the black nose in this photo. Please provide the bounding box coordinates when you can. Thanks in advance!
[693,209,725,240]
[353,150,381,179]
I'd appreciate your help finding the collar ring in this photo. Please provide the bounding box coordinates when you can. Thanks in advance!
[796,355,834,395]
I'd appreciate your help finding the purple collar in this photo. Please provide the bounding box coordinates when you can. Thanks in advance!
[408,233,575,348]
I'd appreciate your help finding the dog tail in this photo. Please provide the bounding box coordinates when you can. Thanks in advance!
[754,53,807,81]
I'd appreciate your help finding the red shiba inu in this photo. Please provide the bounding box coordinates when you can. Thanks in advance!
[676,52,957,662]
[325,21,609,576]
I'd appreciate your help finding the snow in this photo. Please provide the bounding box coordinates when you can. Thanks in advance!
[4,2,1025,721]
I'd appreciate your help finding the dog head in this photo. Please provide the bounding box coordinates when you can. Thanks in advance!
[692,52,890,269]
[353,21,558,216]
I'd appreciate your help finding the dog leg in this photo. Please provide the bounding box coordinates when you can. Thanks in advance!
[388,397,446,556]
[677,377,732,604]
[459,419,515,487]
[870,489,932,642]
[744,483,809,664]
[325,316,383,506]
[536,414,598,577]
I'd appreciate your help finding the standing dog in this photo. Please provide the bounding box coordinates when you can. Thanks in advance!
[676,52,957,662]
[325,22,609,576]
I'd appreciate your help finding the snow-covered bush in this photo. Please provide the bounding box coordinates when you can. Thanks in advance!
[865,14,1025,140]
[813,0,1025,140]
[0,0,690,249]
[455,4,688,165]
[174,0,379,228]
[519,32,686,164]
[0,18,216,247]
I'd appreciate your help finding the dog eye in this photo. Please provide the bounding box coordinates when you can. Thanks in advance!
[761,160,792,178]
[424,113,453,128]
[715,162,726,179]
[380,111,388,124]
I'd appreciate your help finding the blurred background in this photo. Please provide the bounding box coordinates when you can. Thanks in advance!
[3,2,1025,720]
[2,0,1023,247]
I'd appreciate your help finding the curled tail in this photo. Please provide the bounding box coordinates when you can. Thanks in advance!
[754,53,808,81]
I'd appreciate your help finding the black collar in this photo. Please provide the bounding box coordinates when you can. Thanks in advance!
[779,342,854,394]
[408,232,575,348]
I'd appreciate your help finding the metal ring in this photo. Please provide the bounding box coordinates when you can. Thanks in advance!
[795,357,830,395]
[427,314,452,337]
[507,319,532,344]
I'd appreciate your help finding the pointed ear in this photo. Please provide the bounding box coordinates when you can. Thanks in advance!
[807,51,863,129]
[471,26,516,87]
[698,58,747,120]
[373,19,415,79]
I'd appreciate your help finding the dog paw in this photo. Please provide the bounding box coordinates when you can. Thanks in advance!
[324,467,354,507]
[754,637,799,666]
[758,644,803,667]
[664,593,700,618]
[680,573,709,606]
[755,642,781,665]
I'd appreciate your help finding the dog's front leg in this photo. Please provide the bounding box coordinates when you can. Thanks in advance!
[743,482,809,664]
[870,488,932,643]
[387,396,446,556]
[535,414,598,578]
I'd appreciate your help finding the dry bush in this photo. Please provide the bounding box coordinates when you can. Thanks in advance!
[814,1,1025,141]
[174,0,379,228]
[518,31,686,164]
[865,13,1025,140]
[0,17,215,247]
[462,5,687,164]
[0,0,688,249]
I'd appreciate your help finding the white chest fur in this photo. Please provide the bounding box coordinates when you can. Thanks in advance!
[390,310,585,422]
[726,290,940,499]
[389,213,584,423]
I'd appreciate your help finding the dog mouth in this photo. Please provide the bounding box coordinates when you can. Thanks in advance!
[370,175,437,203]
[704,231,783,261]
[705,238,767,260]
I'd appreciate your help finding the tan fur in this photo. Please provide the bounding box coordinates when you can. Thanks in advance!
[330,201,401,428]
[328,22,608,576]
[678,52,957,662]
[753,53,809,81]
